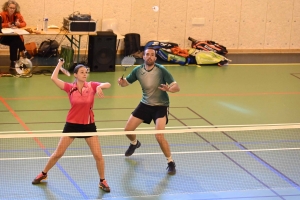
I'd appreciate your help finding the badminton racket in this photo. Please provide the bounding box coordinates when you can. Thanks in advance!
[59,58,70,76]
[121,55,136,71]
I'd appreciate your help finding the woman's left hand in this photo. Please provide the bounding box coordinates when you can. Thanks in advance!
[15,19,20,27]
[96,86,104,98]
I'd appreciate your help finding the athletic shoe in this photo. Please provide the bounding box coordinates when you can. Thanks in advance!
[99,180,110,192]
[125,140,141,156]
[166,161,176,175]
[32,172,47,184]
[9,61,16,69]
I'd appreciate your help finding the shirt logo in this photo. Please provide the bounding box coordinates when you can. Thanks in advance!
[69,87,78,95]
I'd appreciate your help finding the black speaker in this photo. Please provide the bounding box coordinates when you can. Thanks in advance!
[88,32,117,72]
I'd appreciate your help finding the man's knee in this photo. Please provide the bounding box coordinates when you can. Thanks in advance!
[155,134,165,143]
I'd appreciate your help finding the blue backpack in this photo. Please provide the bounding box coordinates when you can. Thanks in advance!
[157,48,190,65]
[144,41,178,50]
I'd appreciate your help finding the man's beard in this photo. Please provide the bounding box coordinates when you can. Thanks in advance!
[145,58,155,66]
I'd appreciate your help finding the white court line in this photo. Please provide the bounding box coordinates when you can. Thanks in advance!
[1,123,300,134]
[1,147,300,161]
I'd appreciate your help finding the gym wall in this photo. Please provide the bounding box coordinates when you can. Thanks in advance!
[0,0,299,53]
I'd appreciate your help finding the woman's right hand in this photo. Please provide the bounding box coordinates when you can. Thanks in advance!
[58,58,65,65]
[8,22,16,28]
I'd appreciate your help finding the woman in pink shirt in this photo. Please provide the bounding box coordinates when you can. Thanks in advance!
[32,59,111,192]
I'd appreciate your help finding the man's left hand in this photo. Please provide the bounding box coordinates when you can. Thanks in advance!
[158,84,169,92]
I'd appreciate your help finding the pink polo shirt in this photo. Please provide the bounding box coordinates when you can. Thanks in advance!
[63,81,100,124]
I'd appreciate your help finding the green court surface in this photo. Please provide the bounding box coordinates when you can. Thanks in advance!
[0,64,300,200]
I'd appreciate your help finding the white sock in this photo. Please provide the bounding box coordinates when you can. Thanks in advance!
[166,156,173,163]
[130,139,137,145]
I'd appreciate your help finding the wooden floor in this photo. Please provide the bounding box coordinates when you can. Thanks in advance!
[0,57,300,199]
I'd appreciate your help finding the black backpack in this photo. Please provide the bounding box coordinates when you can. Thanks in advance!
[124,33,141,56]
[37,39,59,57]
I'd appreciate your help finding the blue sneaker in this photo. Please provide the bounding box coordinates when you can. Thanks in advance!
[166,161,176,175]
[125,140,141,156]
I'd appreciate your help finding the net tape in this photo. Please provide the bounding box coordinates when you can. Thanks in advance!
[1,123,300,138]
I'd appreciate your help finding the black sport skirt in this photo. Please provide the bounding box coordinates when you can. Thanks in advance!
[63,122,97,138]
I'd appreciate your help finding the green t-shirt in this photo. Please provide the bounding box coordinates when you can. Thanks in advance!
[126,63,176,106]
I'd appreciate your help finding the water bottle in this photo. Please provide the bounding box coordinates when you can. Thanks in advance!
[43,18,48,31]
[36,19,41,31]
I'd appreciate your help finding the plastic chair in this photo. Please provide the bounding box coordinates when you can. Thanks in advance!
[102,19,124,51]
[101,18,124,40]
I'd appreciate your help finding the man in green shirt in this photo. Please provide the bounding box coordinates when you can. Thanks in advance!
[118,47,180,175]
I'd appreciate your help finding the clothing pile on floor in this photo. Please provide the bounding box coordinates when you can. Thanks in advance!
[124,33,231,66]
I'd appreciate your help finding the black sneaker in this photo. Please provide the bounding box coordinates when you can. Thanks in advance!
[125,140,141,156]
[166,161,176,175]
[24,51,34,60]
[10,61,16,69]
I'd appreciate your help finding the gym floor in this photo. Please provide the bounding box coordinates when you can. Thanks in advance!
[0,53,300,200]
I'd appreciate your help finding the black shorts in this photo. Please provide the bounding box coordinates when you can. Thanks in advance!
[63,122,96,138]
[132,102,169,124]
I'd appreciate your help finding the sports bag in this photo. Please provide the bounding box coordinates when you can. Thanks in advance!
[69,12,91,21]
[144,41,178,50]
[188,48,231,66]
[60,45,74,71]
[37,39,59,57]
[170,46,189,58]
[188,37,228,56]
[157,48,189,65]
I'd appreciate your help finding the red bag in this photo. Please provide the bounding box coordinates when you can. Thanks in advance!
[188,37,228,56]
[25,42,38,56]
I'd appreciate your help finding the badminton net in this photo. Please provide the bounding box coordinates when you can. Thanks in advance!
[1,124,300,199]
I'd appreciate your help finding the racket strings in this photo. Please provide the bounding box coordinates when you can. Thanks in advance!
[121,56,136,71]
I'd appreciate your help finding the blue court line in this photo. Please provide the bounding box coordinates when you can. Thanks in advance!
[235,142,300,191]
[196,195,300,200]
[2,142,299,199]
[170,110,286,199]
[0,147,89,198]
[0,97,89,199]
[40,148,89,199]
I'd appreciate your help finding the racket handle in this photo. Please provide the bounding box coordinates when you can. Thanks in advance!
[58,58,70,76]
